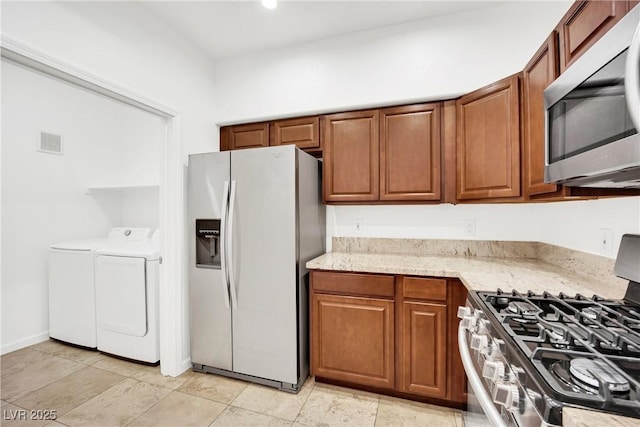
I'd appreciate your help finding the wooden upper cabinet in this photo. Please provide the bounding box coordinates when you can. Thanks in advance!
[523,33,561,197]
[224,123,269,150]
[456,74,521,200]
[323,110,380,203]
[270,116,320,152]
[380,104,441,201]
[557,1,628,73]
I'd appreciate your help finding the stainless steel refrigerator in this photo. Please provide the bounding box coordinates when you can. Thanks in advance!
[188,145,325,392]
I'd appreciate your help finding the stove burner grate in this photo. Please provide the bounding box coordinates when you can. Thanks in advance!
[569,358,631,394]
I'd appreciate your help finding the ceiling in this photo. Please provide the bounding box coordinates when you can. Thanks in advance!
[139,1,498,61]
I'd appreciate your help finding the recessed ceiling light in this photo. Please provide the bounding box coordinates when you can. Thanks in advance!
[262,0,277,10]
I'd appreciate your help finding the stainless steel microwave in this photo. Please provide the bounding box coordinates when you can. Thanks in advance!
[544,4,640,188]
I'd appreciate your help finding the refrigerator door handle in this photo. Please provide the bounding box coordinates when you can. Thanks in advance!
[228,180,239,309]
[220,180,231,309]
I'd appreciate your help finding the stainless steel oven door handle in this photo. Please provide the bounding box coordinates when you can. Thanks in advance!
[625,20,640,131]
[458,325,507,427]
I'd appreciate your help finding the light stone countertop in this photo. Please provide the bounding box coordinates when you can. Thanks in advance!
[306,251,627,299]
[306,239,636,427]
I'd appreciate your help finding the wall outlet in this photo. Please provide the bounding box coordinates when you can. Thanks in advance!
[599,228,613,253]
[463,219,476,237]
[354,218,363,234]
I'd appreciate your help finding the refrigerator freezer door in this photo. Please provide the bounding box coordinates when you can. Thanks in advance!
[188,152,233,371]
[229,146,298,385]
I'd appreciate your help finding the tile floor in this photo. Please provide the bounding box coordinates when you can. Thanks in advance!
[1,340,464,426]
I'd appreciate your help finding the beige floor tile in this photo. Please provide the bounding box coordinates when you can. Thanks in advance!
[178,373,248,405]
[44,422,67,427]
[1,348,50,377]
[12,366,125,417]
[92,355,152,377]
[56,378,171,427]
[50,344,103,365]
[295,384,378,427]
[129,391,226,427]
[454,410,466,427]
[312,381,380,400]
[210,406,292,427]
[1,356,84,402]
[374,396,457,427]
[230,377,313,421]
[130,364,196,390]
[30,340,69,355]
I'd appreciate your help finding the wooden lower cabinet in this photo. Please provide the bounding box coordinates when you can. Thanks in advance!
[310,270,467,407]
[311,293,395,389]
[399,301,447,398]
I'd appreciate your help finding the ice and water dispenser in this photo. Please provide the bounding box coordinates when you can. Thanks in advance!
[195,219,221,268]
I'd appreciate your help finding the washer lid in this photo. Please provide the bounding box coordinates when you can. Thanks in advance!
[50,238,107,251]
[94,241,160,260]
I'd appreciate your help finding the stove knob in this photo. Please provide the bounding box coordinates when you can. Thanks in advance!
[477,319,491,332]
[470,333,489,354]
[457,306,472,319]
[461,315,478,330]
[492,381,519,411]
[482,360,505,382]
[492,338,506,353]
[510,365,526,382]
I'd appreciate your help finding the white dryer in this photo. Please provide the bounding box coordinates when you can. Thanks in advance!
[95,228,160,363]
[49,237,107,348]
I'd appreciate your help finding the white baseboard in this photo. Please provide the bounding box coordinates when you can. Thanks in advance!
[1,331,49,355]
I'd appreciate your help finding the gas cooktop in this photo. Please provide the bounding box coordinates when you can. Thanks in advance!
[477,289,640,419]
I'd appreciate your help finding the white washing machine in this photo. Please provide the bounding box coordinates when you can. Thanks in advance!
[49,237,107,348]
[95,228,160,363]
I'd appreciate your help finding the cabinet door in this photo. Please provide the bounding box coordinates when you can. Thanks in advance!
[311,293,394,389]
[323,110,379,203]
[380,104,441,201]
[456,75,521,200]
[226,123,269,150]
[399,301,447,398]
[523,33,561,197]
[557,1,628,73]
[270,116,320,152]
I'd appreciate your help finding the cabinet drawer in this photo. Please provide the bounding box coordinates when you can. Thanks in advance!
[312,271,395,299]
[403,277,447,302]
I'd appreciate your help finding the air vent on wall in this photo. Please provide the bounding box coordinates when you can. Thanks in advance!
[38,132,63,155]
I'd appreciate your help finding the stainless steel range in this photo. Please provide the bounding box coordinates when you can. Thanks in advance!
[458,234,640,427]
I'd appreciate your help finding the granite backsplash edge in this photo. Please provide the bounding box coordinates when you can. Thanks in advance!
[330,237,627,295]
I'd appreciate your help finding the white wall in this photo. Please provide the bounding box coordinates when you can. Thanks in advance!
[327,198,640,259]
[213,0,640,260]
[1,60,164,353]
[2,1,219,363]
[213,1,573,124]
